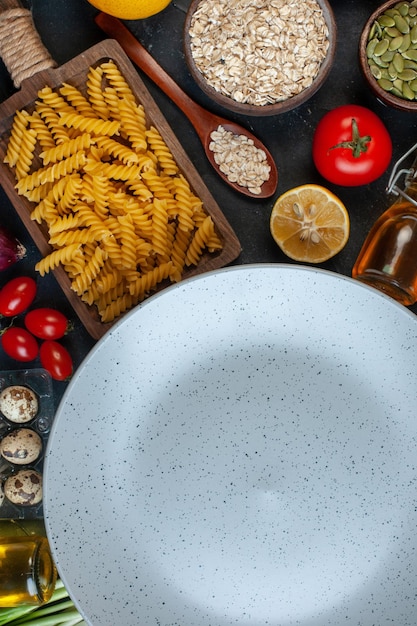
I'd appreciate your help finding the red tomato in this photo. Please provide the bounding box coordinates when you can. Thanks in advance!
[1,327,39,362]
[312,104,392,186]
[40,340,73,381]
[0,276,37,317]
[25,308,69,340]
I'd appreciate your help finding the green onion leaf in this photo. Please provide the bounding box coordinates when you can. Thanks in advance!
[0,580,84,625]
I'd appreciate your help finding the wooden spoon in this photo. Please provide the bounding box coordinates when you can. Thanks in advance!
[95,12,278,199]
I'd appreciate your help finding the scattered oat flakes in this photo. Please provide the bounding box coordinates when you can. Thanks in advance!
[188,0,330,106]
[209,125,271,194]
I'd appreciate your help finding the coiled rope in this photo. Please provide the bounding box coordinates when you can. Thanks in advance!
[0,7,55,88]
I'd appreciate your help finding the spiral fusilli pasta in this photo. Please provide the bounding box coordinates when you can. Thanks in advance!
[146,126,179,176]
[101,60,136,104]
[71,245,108,295]
[185,215,217,266]
[4,110,30,168]
[59,82,98,118]
[40,133,93,165]
[15,127,37,180]
[2,58,223,324]
[86,65,110,119]
[35,243,81,276]
[59,112,120,137]
[118,98,148,152]
[29,112,55,151]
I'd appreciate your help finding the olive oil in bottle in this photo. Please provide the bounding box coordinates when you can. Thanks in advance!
[0,520,56,606]
[353,144,417,305]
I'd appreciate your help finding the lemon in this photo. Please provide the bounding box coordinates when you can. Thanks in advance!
[270,184,350,264]
[87,0,172,20]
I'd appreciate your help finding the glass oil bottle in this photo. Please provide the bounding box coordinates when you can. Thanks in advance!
[352,143,417,305]
[0,519,56,606]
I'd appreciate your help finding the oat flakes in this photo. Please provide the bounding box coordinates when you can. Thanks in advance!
[188,0,330,106]
[209,125,271,194]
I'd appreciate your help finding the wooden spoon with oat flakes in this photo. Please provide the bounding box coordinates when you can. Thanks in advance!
[95,12,278,199]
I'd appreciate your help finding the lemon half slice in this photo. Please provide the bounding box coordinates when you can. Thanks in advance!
[270,184,350,263]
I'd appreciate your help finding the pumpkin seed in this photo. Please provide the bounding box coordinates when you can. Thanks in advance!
[378,14,396,27]
[394,14,410,33]
[374,38,390,55]
[372,55,390,68]
[402,81,416,98]
[409,77,417,90]
[399,32,412,51]
[393,51,405,71]
[398,67,417,79]
[403,48,417,60]
[385,26,401,37]
[411,24,417,41]
[377,77,394,91]
[388,62,398,78]
[366,37,379,57]
[369,63,383,79]
[380,68,392,80]
[381,49,395,62]
[389,34,405,49]
[391,86,404,96]
[385,8,400,17]
[398,2,410,17]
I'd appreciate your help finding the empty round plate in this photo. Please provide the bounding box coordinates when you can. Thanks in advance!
[44,264,417,626]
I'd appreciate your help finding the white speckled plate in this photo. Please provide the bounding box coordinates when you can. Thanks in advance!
[44,265,417,626]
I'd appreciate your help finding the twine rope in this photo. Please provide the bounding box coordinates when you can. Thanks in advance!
[0,7,56,88]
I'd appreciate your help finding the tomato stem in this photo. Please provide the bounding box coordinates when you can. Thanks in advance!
[0,317,16,335]
[329,118,371,158]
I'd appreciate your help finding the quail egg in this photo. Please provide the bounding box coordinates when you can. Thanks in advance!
[3,468,43,506]
[0,385,38,423]
[0,429,42,465]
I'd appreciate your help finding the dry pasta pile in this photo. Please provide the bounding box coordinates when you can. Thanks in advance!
[3,59,223,323]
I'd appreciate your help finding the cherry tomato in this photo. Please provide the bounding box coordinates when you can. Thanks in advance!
[0,276,37,317]
[40,340,73,381]
[312,104,392,186]
[1,327,39,362]
[25,307,69,340]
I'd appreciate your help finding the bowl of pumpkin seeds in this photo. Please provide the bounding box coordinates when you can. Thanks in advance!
[360,0,417,111]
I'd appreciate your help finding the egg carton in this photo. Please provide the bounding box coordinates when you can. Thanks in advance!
[0,369,54,520]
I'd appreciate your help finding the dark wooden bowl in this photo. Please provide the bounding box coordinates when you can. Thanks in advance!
[183,0,337,117]
[359,0,417,112]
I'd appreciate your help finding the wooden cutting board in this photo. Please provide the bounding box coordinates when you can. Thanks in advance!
[0,2,241,339]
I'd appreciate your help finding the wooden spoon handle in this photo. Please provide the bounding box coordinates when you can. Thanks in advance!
[0,0,55,88]
[95,12,214,141]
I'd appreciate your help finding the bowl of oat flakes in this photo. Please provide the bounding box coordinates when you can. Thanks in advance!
[183,0,337,116]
